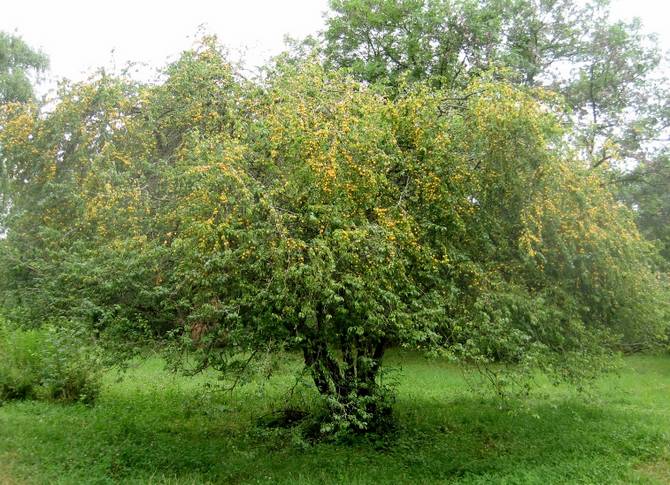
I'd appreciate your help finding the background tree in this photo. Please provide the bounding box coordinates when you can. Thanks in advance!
[322,0,591,88]
[620,152,670,265]
[0,32,49,232]
[0,32,48,104]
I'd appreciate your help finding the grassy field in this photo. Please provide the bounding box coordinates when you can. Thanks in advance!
[0,352,668,484]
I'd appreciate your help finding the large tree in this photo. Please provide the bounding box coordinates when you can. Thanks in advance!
[1,40,666,432]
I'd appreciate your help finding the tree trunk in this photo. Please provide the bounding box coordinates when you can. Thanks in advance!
[301,334,390,433]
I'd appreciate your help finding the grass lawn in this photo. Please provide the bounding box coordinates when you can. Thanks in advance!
[0,352,668,484]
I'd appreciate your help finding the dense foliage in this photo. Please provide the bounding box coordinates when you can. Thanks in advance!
[322,0,669,167]
[0,319,101,403]
[1,35,667,430]
[0,0,668,432]
[321,0,670,266]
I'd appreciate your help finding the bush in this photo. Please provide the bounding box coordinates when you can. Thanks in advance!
[0,320,102,404]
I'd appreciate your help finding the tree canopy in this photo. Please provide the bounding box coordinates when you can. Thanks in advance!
[321,0,670,275]
[0,4,668,434]
[324,1,668,160]
[1,35,667,431]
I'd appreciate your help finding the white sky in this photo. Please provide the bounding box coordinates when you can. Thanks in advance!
[2,0,331,95]
[0,0,668,96]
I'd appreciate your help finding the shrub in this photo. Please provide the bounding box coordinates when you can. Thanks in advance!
[0,320,102,404]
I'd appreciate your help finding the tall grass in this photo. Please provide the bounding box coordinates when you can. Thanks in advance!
[0,320,101,404]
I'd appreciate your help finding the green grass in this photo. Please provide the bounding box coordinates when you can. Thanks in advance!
[0,352,669,484]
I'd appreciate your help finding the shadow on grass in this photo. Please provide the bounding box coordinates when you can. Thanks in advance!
[1,377,667,484]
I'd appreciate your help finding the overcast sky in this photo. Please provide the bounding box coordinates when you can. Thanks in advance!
[1,0,668,96]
